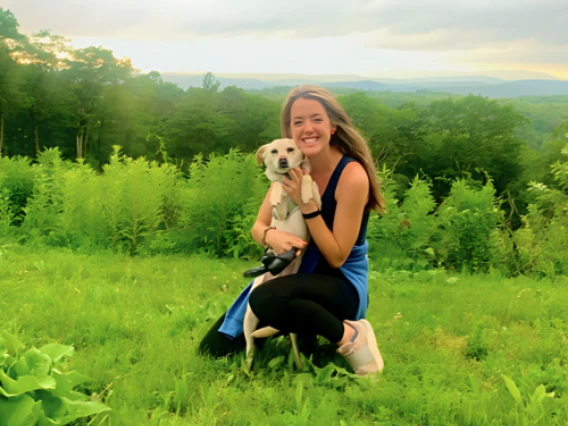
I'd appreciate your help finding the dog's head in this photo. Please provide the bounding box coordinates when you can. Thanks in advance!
[256,138,309,181]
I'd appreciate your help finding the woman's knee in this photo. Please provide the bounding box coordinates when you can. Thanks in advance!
[249,280,289,320]
[248,283,273,318]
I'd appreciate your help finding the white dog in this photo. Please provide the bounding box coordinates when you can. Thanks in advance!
[243,138,322,371]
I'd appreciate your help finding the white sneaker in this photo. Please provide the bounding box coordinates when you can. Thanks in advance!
[336,319,384,376]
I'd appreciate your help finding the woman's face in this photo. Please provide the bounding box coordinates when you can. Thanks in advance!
[289,97,336,157]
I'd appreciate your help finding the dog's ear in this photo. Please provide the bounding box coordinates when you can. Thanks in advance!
[255,145,268,166]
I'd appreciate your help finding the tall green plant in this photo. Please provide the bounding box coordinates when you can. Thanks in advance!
[176,148,266,257]
[431,178,506,271]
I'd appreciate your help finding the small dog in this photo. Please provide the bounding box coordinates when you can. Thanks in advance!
[243,138,322,371]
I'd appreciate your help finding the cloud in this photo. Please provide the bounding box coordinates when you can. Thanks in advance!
[4,0,567,78]
[5,0,568,50]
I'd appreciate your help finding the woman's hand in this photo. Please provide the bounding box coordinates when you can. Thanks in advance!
[282,167,306,207]
[264,228,307,256]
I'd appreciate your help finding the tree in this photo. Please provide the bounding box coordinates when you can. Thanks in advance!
[202,72,220,92]
[62,46,134,159]
[19,31,75,155]
[0,8,27,156]
[414,95,527,199]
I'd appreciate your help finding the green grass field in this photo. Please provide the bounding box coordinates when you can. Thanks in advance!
[1,245,567,425]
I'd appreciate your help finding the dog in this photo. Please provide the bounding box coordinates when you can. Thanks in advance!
[243,138,322,372]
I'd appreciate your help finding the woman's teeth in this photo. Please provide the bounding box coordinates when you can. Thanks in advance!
[303,137,318,144]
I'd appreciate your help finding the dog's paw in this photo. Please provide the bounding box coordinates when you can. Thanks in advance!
[251,326,280,338]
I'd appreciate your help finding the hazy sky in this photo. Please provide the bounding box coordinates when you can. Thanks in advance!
[5,0,568,79]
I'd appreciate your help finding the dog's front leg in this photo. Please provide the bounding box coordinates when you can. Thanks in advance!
[269,182,284,207]
[301,175,317,205]
[273,194,288,221]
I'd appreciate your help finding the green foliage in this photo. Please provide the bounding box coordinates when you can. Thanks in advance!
[513,141,568,276]
[0,331,110,425]
[0,145,565,274]
[431,178,506,271]
[0,156,36,224]
[174,148,266,258]
[1,145,266,259]
[368,171,509,273]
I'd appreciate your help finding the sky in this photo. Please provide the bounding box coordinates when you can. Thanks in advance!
[4,0,568,80]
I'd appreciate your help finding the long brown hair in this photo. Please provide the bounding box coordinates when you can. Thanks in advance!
[280,85,386,214]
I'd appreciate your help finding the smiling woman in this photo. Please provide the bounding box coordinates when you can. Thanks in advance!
[199,84,387,377]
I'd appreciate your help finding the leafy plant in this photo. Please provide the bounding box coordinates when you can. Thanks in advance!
[0,331,110,426]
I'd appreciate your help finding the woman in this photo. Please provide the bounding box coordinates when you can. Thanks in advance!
[199,85,385,376]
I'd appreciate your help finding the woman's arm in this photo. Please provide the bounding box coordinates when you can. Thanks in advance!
[250,183,309,253]
[287,162,369,268]
[250,184,275,246]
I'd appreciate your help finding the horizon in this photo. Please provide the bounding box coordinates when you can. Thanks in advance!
[4,1,568,80]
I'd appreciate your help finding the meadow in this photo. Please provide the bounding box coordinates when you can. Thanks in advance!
[1,244,567,425]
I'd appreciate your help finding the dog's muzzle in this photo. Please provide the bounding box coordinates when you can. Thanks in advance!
[278,159,289,169]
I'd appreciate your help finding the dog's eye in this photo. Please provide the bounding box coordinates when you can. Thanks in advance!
[271,149,278,154]
[287,148,294,153]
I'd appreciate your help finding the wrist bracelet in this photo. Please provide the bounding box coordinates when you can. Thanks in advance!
[262,226,276,247]
[302,210,322,219]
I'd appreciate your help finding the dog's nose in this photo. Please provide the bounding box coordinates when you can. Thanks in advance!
[278,158,288,168]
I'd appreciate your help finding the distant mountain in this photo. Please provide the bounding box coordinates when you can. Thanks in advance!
[160,73,568,98]
[320,80,390,91]
[423,80,568,98]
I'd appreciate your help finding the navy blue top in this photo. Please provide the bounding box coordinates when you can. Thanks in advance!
[312,155,370,278]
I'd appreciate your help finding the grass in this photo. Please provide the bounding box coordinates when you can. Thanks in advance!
[1,244,567,425]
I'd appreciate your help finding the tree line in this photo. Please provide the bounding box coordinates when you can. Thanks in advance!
[1,8,567,226]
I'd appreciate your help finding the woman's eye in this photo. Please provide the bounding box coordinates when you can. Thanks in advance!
[293,121,302,126]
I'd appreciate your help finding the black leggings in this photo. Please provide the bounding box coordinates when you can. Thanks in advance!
[198,273,359,358]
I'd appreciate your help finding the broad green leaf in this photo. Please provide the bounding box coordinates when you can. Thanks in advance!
[13,348,51,378]
[39,393,111,425]
[52,370,94,399]
[502,374,523,405]
[39,344,75,363]
[0,394,38,426]
[0,370,56,397]
[51,401,111,425]
[39,390,66,421]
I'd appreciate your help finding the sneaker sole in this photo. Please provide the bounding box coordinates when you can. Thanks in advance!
[360,319,384,372]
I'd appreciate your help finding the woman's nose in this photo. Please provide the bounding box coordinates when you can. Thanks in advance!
[303,121,314,133]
